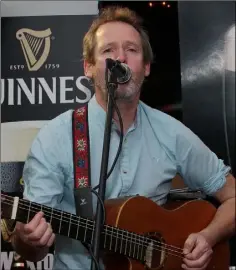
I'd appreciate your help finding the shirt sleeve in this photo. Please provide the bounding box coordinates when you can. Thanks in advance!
[175,122,231,195]
[22,119,66,210]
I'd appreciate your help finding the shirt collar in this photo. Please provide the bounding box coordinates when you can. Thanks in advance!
[88,94,141,133]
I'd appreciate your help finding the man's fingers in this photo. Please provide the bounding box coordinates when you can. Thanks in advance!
[185,241,208,260]
[27,218,48,241]
[35,223,54,247]
[183,234,197,255]
[46,233,56,247]
[190,242,210,260]
[183,249,213,269]
[24,211,44,234]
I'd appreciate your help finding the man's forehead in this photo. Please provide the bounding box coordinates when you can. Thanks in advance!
[95,25,141,48]
[96,22,141,41]
[96,21,138,33]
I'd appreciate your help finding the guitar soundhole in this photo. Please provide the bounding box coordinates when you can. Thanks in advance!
[144,232,167,270]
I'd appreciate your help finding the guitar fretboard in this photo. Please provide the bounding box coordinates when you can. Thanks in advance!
[3,195,148,262]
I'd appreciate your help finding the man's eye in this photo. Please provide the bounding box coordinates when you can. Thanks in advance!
[103,48,112,53]
[128,48,137,52]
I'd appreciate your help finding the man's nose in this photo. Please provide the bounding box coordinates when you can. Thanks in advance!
[116,50,127,63]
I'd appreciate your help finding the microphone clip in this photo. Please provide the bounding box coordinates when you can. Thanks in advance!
[105,58,131,84]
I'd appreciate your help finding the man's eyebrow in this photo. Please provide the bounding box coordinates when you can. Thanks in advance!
[124,41,140,48]
[99,41,141,51]
[99,42,117,51]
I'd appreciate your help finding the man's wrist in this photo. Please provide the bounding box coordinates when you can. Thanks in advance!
[199,228,218,247]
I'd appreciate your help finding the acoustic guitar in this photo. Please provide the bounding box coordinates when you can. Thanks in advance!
[1,193,230,270]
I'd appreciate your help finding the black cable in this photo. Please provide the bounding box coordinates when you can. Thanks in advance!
[84,243,100,270]
[107,93,124,179]
[85,188,106,270]
[105,68,124,179]
[91,188,106,225]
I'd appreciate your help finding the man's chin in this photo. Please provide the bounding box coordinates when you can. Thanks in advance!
[115,90,138,102]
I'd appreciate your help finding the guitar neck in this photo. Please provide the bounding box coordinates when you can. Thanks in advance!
[16,199,96,245]
[2,195,146,263]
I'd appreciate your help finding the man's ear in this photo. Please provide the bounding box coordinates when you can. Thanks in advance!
[144,62,150,77]
[84,60,94,78]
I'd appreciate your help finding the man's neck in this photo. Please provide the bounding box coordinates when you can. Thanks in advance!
[95,93,139,134]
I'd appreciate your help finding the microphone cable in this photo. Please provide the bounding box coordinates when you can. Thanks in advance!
[93,65,124,191]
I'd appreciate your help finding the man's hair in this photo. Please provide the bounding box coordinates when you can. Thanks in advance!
[83,6,154,65]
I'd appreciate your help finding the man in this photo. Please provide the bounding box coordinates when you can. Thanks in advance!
[12,6,235,270]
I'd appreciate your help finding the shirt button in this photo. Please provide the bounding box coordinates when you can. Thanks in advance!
[123,171,127,174]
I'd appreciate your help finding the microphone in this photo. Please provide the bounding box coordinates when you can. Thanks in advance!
[106,58,132,84]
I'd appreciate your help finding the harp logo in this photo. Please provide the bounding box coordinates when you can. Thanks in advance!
[16,28,52,71]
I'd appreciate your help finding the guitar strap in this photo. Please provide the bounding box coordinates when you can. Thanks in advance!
[72,105,93,220]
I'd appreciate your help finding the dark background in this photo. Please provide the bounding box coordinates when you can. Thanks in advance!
[99,1,182,121]
[99,0,236,266]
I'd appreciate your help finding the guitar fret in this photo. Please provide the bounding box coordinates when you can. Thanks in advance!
[59,211,63,234]
[27,201,31,223]
[76,216,80,240]
[120,229,124,254]
[133,233,136,258]
[135,236,139,259]
[114,228,118,252]
[138,235,144,260]
[83,219,88,242]
[68,214,72,237]
[129,232,132,257]
[91,221,95,243]
[137,236,143,259]
[124,230,128,255]
[109,227,113,250]
[140,237,145,261]
[50,208,53,224]
[104,226,107,249]
[76,217,80,239]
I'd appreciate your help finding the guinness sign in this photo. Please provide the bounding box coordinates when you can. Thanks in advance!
[16,28,52,71]
[1,15,95,122]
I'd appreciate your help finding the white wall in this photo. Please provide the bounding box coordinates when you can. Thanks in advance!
[1,1,98,16]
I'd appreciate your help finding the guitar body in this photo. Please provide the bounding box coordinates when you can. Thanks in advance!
[103,196,230,270]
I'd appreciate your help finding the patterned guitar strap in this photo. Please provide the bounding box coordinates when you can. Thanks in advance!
[72,105,93,220]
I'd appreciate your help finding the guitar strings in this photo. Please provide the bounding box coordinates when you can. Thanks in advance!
[2,197,185,257]
[2,198,184,260]
[2,196,185,259]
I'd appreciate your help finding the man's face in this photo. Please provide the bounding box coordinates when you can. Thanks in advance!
[85,21,150,102]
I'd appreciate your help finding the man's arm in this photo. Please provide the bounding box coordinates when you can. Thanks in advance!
[173,121,235,269]
[199,173,236,246]
[10,114,69,261]
[182,173,235,270]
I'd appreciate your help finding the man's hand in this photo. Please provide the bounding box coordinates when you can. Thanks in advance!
[15,211,55,248]
[182,232,213,270]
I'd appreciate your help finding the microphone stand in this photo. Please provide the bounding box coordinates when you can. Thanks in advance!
[90,63,118,270]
